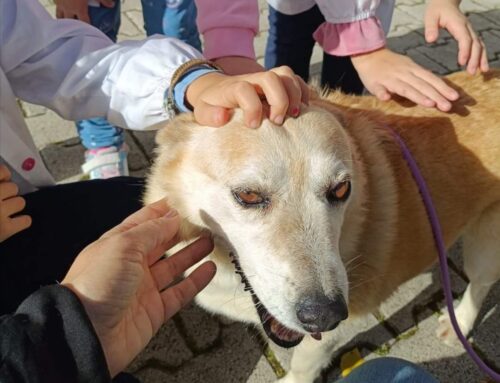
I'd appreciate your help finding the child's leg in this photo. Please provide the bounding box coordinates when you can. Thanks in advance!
[265,5,324,82]
[321,54,364,95]
[141,0,201,50]
[77,2,128,179]
[0,177,145,315]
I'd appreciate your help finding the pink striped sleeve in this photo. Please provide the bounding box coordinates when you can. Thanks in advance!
[313,16,386,57]
[196,0,259,60]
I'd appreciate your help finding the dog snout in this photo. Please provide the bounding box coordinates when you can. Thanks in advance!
[295,294,348,332]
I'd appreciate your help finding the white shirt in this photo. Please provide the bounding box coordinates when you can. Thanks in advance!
[0,0,203,194]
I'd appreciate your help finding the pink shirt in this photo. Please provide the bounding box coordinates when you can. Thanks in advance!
[196,0,394,59]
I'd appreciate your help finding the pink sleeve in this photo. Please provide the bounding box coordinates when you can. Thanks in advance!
[196,0,259,60]
[312,16,386,57]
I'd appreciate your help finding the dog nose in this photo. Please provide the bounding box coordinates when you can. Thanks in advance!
[295,294,348,332]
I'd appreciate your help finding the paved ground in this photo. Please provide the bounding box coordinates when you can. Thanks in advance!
[27,1,500,382]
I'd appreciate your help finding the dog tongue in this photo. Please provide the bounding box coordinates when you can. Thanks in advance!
[311,332,322,341]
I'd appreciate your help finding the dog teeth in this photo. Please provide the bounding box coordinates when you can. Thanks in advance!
[311,332,322,341]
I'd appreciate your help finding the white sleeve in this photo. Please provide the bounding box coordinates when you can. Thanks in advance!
[0,0,203,130]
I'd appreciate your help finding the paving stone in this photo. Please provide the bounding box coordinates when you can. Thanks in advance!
[19,101,47,118]
[468,12,500,32]
[396,3,427,25]
[120,12,143,37]
[389,8,422,35]
[129,130,157,162]
[481,30,500,61]
[129,320,194,372]
[416,41,461,72]
[387,31,426,54]
[125,9,146,34]
[134,323,265,383]
[246,355,277,383]
[121,0,142,12]
[124,131,151,171]
[26,109,78,149]
[40,139,84,182]
[460,0,488,14]
[405,48,450,75]
[176,303,222,352]
[480,9,500,26]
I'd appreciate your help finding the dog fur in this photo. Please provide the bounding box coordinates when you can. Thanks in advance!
[144,70,500,382]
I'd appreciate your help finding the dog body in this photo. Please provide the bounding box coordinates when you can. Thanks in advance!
[144,71,500,382]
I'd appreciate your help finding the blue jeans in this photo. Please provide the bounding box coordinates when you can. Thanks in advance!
[77,0,200,150]
[265,4,364,95]
[335,357,438,383]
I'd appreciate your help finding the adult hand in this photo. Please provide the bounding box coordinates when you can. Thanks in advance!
[0,165,31,243]
[186,66,310,128]
[62,200,216,377]
[55,0,115,23]
[425,0,488,74]
[213,56,265,75]
[351,48,459,112]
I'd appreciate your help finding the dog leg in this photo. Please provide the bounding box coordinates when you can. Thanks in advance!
[436,205,500,346]
[276,333,337,383]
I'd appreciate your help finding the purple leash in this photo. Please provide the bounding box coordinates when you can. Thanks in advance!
[388,127,500,382]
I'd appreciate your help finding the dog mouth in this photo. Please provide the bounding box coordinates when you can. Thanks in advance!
[230,253,322,348]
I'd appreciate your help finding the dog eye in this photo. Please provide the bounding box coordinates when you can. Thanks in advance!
[233,190,267,207]
[326,181,351,204]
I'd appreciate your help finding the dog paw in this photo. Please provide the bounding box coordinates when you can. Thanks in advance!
[436,314,466,347]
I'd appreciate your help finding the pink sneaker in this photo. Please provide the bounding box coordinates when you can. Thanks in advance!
[81,145,129,179]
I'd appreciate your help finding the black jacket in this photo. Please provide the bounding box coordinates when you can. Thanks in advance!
[0,285,110,383]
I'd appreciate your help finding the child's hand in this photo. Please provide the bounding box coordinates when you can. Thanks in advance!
[0,165,31,243]
[55,0,115,23]
[186,66,309,128]
[213,56,265,75]
[425,0,488,74]
[351,48,459,112]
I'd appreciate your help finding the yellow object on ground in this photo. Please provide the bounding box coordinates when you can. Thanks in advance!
[340,348,365,377]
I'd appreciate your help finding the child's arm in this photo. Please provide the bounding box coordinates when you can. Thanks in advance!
[351,48,459,111]
[424,0,488,74]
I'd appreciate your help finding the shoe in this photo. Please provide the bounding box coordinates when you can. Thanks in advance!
[81,144,129,179]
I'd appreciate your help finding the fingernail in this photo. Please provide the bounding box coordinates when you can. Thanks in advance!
[165,208,178,218]
[291,107,300,117]
[250,119,260,129]
[273,115,284,125]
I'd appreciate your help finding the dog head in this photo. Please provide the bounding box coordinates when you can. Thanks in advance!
[147,106,365,347]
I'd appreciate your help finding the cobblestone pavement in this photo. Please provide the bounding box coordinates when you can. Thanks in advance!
[27,1,500,382]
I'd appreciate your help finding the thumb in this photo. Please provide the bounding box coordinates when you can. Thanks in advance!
[193,102,230,127]
[425,12,440,43]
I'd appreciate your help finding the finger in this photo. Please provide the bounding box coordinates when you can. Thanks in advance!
[0,165,11,182]
[101,199,172,238]
[193,102,230,127]
[465,25,481,75]
[221,81,263,128]
[370,83,391,101]
[479,40,489,73]
[416,68,459,101]
[387,78,436,108]
[0,182,18,200]
[113,212,181,266]
[75,6,90,23]
[2,196,26,217]
[161,261,216,320]
[447,22,472,66]
[424,12,440,43]
[250,71,289,125]
[407,70,453,110]
[271,66,302,117]
[56,8,64,18]
[151,236,214,289]
[5,215,32,237]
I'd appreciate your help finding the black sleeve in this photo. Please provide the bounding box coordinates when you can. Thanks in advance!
[0,285,111,383]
